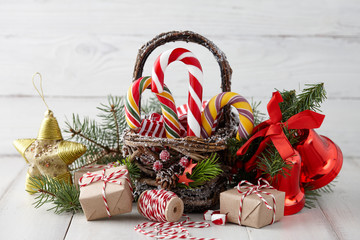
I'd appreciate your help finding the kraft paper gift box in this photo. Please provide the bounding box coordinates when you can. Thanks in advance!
[73,164,115,189]
[220,187,285,228]
[79,166,133,221]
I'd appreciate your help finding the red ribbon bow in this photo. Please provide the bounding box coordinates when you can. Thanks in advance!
[237,178,276,225]
[237,91,325,171]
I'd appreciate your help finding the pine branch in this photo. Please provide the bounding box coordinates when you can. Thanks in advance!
[279,83,326,122]
[27,176,81,214]
[251,99,266,126]
[141,96,162,115]
[178,153,223,188]
[304,179,336,208]
[115,157,141,181]
[258,146,292,178]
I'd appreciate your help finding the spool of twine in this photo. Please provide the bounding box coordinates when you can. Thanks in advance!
[137,189,184,222]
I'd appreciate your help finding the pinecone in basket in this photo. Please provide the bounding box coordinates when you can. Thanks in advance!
[155,164,182,190]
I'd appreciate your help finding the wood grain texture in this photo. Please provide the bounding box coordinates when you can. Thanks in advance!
[0,36,359,99]
[0,163,72,240]
[316,158,360,240]
[0,0,360,37]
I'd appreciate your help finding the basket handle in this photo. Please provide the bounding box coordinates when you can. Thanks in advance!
[133,30,232,92]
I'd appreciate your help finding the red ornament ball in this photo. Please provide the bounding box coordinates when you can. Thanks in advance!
[179,157,189,168]
[153,160,163,171]
[159,150,171,161]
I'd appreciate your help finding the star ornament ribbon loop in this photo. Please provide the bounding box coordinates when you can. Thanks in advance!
[236,91,325,171]
[237,178,276,225]
[79,168,132,217]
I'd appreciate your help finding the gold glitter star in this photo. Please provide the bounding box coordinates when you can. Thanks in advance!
[13,110,86,193]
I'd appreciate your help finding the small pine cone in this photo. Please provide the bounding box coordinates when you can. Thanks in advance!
[155,165,181,190]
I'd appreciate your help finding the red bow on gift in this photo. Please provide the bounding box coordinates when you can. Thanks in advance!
[237,91,325,172]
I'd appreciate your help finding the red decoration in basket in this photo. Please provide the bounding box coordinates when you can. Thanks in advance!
[159,150,171,162]
[237,91,325,172]
[177,160,197,186]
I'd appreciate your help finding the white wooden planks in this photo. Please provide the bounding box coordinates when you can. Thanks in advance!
[316,158,360,240]
[0,36,359,99]
[0,157,72,240]
[0,0,360,37]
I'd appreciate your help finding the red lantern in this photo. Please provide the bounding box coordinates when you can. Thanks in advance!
[269,150,305,215]
[296,129,343,190]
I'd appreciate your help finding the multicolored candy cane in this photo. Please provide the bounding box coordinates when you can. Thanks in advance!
[125,76,181,139]
[201,92,254,140]
[152,48,203,138]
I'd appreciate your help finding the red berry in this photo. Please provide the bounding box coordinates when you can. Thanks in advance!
[153,160,163,171]
[159,150,171,161]
[179,157,189,168]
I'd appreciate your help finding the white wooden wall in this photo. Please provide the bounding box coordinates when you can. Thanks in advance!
[0,1,359,239]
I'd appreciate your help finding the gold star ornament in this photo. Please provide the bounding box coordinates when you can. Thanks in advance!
[13,73,86,193]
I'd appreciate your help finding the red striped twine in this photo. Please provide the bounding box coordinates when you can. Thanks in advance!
[79,168,132,217]
[135,189,217,240]
[236,178,276,225]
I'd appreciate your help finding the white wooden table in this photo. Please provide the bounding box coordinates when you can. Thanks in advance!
[1,1,359,239]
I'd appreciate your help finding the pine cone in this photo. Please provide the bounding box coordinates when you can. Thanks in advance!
[155,164,182,190]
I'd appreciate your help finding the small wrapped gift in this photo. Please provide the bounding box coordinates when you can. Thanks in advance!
[79,166,133,221]
[220,179,285,228]
[73,163,116,189]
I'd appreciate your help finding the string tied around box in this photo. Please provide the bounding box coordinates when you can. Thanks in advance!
[237,178,276,225]
[136,189,218,240]
[79,168,132,217]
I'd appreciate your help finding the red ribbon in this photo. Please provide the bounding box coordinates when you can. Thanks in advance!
[237,91,325,171]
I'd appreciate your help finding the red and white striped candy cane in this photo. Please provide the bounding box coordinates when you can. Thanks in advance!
[236,178,276,225]
[79,168,132,217]
[152,48,203,138]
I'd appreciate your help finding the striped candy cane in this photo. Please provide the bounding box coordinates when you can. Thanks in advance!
[152,48,203,138]
[201,92,254,140]
[79,168,132,217]
[125,76,181,139]
[236,178,277,225]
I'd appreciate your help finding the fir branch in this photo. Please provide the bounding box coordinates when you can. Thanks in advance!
[178,154,223,188]
[27,176,81,214]
[251,100,266,127]
[116,157,141,181]
[279,83,326,122]
[258,147,292,178]
[304,179,336,208]
[141,96,162,115]
[296,83,326,113]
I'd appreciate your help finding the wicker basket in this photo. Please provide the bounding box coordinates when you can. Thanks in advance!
[123,30,236,212]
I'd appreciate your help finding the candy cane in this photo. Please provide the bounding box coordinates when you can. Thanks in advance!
[152,48,203,138]
[201,92,254,140]
[125,76,181,139]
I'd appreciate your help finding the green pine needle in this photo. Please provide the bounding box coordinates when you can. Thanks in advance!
[251,99,266,126]
[258,146,292,178]
[27,176,81,214]
[141,96,162,115]
[279,83,326,122]
[178,153,223,188]
[115,157,141,181]
[304,179,336,208]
